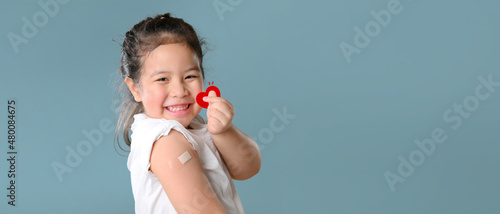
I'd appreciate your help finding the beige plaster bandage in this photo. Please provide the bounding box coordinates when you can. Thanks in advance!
[178,151,192,165]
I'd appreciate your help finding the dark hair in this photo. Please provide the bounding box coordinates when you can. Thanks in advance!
[115,13,206,151]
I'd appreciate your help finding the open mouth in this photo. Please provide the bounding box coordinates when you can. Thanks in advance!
[165,104,191,112]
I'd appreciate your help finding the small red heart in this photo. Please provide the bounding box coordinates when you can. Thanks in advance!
[196,86,221,108]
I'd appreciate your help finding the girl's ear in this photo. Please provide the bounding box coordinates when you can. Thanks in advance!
[125,77,142,102]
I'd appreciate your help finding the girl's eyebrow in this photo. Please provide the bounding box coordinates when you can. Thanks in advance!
[150,66,200,78]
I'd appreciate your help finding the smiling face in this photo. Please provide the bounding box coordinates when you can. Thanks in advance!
[125,43,204,128]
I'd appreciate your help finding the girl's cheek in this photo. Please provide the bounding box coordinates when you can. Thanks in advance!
[141,88,159,104]
[196,80,204,93]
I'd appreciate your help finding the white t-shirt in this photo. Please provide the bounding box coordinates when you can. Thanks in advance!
[127,113,245,214]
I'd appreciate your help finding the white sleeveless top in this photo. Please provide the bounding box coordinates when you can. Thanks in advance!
[127,113,244,214]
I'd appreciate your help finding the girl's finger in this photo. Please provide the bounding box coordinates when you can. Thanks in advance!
[208,107,229,123]
[203,95,226,103]
[210,102,233,119]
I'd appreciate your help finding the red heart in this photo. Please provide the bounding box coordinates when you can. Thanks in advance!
[196,86,221,108]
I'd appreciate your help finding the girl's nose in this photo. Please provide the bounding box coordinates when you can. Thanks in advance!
[169,81,188,97]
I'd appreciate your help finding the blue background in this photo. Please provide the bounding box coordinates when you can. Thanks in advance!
[1,0,499,213]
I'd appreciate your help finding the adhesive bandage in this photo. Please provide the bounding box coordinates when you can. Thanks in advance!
[178,151,192,165]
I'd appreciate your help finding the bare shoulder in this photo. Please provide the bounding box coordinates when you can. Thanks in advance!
[149,129,227,213]
[149,129,195,172]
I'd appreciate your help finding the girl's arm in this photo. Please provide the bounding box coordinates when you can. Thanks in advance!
[150,130,227,214]
[211,124,261,180]
[203,91,262,180]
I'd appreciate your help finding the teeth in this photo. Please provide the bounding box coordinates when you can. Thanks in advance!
[167,104,189,112]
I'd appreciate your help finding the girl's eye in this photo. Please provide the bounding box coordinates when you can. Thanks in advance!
[186,75,198,79]
[157,78,168,82]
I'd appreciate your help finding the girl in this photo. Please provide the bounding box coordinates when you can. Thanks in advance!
[115,13,261,213]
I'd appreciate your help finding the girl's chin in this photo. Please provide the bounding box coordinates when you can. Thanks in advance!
[162,113,195,126]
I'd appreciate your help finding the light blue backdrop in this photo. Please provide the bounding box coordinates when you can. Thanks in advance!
[1,0,499,213]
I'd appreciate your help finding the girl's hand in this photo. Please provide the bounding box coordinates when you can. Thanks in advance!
[203,91,234,135]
